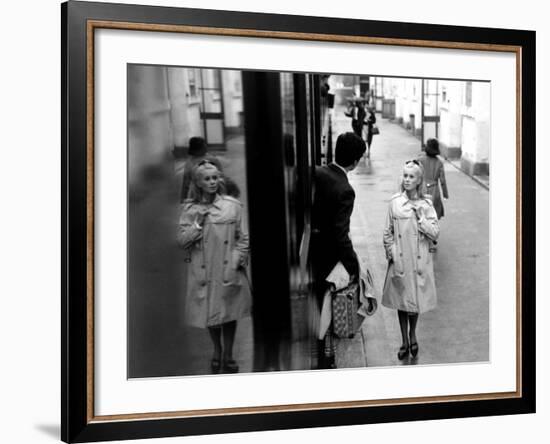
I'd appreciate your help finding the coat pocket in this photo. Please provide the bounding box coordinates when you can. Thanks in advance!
[391,243,404,274]
[222,249,242,287]
[189,249,206,279]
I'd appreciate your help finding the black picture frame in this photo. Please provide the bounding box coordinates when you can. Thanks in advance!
[62,1,536,442]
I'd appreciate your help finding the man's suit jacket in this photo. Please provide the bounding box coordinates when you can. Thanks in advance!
[311,163,359,290]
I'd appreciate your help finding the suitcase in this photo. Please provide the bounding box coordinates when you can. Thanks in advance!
[331,282,364,339]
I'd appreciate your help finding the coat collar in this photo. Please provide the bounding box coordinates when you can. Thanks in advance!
[328,162,349,179]
[198,193,223,209]
[400,191,422,206]
[211,194,223,209]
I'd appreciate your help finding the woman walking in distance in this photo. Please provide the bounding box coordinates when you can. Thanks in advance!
[382,160,439,361]
[177,160,251,374]
[418,138,449,220]
[418,138,448,252]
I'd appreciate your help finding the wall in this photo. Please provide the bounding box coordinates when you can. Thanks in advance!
[1,1,546,444]
[460,82,491,175]
[439,81,463,157]
[127,65,175,188]
[222,70,244,130]
[167,67,203,147]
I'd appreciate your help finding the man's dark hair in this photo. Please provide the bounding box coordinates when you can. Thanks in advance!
[188,136,208,157]
[335,132,366,167]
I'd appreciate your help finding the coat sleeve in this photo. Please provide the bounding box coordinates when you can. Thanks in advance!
[334,189,359,277]
[417,202,440,241]
[177,206,203,249]
[383,203,394,260]
[233,205,249,267]
[439,160,449,199]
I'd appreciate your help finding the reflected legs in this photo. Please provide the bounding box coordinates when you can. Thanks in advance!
[207,325,222,373]
[208,321,239,374]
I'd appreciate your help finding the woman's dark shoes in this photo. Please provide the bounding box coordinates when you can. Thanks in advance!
[222,359,239,374]
[318,355,337,369]
[210,358,221,374]
[397,345,410,360]
[410,342,419,358]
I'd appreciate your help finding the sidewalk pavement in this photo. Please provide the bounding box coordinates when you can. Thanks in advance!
[447,158,490,190]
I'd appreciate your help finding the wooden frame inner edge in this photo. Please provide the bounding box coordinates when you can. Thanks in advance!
[90,20,521,52]
[85,19,523,423]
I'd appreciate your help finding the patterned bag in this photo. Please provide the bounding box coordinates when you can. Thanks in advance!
[331,282,364,339]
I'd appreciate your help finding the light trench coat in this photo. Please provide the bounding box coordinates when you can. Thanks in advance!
[177,194,252,328]
[382,192,440,314]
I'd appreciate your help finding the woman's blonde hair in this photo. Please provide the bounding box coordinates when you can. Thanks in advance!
[400,160,426,198]
[187,160,226,202]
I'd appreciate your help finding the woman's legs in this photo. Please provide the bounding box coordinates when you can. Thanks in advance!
[397,310,409,347]
[207,326,222,359]
[208,321,239,373]
[222,321,239,373]
[397,310,410,359]
[408,313,419,344]
[408,313,419,357]
[222,320,237,362]
[207,325,222,373]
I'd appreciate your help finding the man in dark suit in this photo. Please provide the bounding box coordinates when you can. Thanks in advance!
[311,132,366,369]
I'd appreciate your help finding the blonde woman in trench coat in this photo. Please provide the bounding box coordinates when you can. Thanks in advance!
[382,160,440,361]
[177,160,251,374]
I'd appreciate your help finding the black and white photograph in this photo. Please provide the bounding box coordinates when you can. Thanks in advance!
[2,0,545,443]
[127,65,490,378]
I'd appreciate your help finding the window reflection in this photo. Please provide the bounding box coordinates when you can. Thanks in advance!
[127,65,250,378]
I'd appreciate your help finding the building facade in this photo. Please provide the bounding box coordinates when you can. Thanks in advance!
[370,76,490,178]
[128,65,244,190]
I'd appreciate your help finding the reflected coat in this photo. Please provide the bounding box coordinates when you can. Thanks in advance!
[382,192,440,314]
[177,194,252,328]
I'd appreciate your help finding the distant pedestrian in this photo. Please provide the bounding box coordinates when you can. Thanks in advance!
[344,98,367,139]
[180,137,240,203]
[177,160,251,374]
[418,138,449,220]
[382,160,440,361]
[363,105,377,158]
[311,132,366,369]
